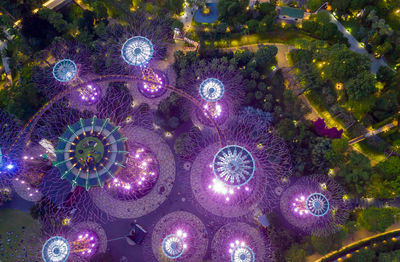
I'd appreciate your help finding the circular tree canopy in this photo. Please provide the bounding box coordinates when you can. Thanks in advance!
[213,145,255,187]
[42,236,70,262]
[199,78,225,102]
[52,59,78,82]
[306,193,330,217]
[121,36,154,66]
[55,116,127,190]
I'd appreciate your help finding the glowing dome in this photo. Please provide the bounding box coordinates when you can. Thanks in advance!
[42,236,70,262]
[52,59,77,82]
[161,234,186,259]
[213,145,255,187]
[199,78,225,102]
[306,193,329,217]
[121,36,154,66]
[54,116,127,190]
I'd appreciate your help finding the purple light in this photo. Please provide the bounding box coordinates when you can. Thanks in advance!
[292,195,310,216]
[105,145,159,200]
[78,84,101,105]
[72,230,99,258]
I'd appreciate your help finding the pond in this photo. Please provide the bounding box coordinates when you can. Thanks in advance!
[194,3,219,24]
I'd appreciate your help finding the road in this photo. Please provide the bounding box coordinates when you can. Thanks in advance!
[328,12,388,74]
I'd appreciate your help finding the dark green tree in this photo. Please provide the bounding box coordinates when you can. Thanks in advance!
[357,206,399,232]
[345,71,377,101]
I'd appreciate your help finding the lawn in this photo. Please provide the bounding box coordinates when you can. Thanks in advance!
[0,209,41,261]
[209,29,314,48]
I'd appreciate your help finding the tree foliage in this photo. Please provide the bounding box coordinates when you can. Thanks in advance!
[357,206,399,232]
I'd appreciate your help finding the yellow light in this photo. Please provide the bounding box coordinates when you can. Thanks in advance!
[62,217,71,226]
[336,83,343,90]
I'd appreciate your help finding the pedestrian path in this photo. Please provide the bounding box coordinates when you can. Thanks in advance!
[328,12,388,74]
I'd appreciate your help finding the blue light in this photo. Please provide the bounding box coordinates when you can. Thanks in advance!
[6,164,14,170]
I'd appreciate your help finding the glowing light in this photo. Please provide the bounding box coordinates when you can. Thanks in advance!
[229,241,255,262]
[121,36,154,66]
[78,84,101,105]
[42,236,70,262]
[306,193,329,217]
[71,231,98,258]
[203,103,222,118]
[199,78,225,102]
[52,59,77,82]
[162,234,186,259]
[213,145,255,187]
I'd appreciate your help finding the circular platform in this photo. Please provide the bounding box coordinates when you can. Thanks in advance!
[55,116,127,190]
[121,36,154,66]
[52,59,77,82]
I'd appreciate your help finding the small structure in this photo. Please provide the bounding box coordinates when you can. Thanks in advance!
[278,6,305,22]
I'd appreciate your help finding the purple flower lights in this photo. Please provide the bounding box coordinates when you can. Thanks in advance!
[280,175,349,236]
[150,211,208,262]
[211,222,272,262]
[138,68,167,98]
[71,231,99,258]
[292,195,309,216]
[78,84,101,105]
[105,144,159,200]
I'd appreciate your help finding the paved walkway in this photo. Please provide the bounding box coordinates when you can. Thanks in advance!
[328,12,387,74]
[178,2,196,31]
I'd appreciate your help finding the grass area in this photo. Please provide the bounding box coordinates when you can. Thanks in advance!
[207,29,314,48]
[0,209,41,261]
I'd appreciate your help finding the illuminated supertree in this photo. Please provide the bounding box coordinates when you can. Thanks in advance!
[121,36,168,99]
[32,41,101,107]
[53,116,128,191]
[40,221,106,262]
[13,83,156,222]
[279,175,350,236]
[190,110,291,218]
[90,16,172,105]
[146,211,208,262]
[176,58,245,128]
[89,124,176,219]
[211,222,272,262]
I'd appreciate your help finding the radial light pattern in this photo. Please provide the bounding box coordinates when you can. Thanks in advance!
[230,243,255,262]
[121,36,154,66]
[213,145,255,187]
[54,116,127,190]
[162,233,186,259]
[199,78,225,102]
[306,193,329,217]
[42,236,70,262]
[52,59,77,82]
